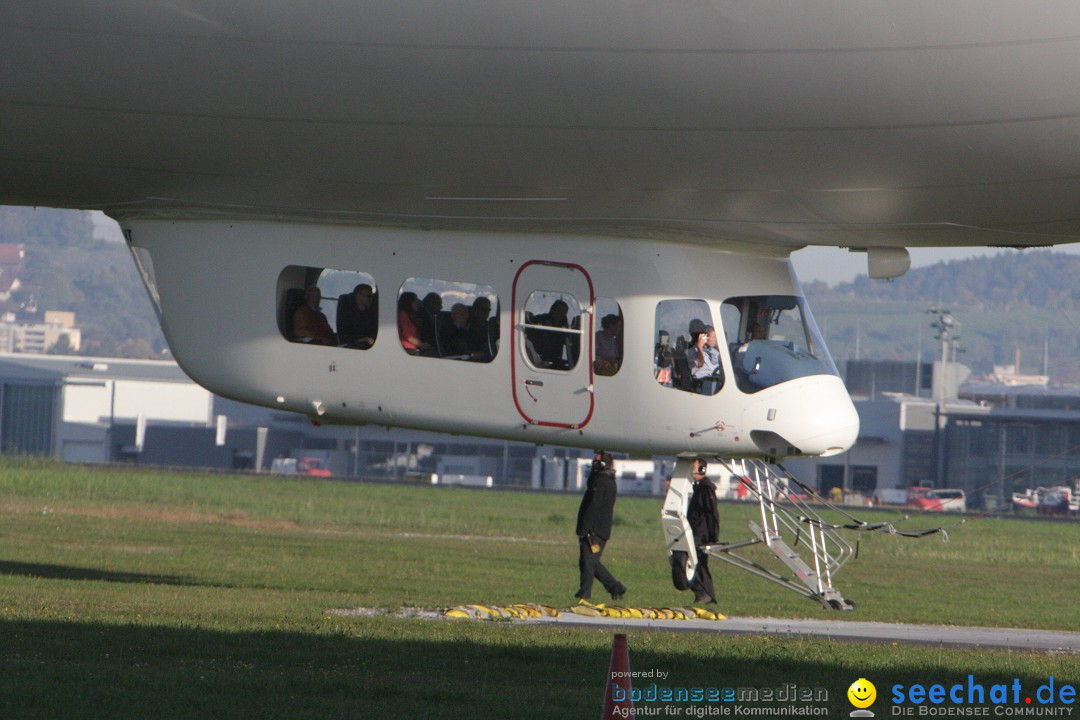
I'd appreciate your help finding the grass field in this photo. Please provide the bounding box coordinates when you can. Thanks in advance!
[1,457,1078,718]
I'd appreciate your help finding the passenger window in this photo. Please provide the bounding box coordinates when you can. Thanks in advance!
[277,266,378,349]
[593,297,623,377]
[721,295,839,393]
[522,291,581,371]
[398,278,499,362]
[654,299,723,396]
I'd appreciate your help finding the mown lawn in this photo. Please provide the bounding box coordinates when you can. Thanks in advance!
[1,458,1077,718]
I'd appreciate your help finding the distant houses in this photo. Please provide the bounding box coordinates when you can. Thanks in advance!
[0,242,82,354]
[0,310,82,354]
[0,243,24,301]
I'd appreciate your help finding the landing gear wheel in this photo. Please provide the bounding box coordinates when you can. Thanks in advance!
[671,550,691,590]
[826,597,857,611]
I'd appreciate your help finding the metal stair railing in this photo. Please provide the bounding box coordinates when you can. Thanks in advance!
[714,459,855,610]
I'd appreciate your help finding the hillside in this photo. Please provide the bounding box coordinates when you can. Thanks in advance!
[0,207,165,358]
[805,250,1080,311]
[805,250,1080,383]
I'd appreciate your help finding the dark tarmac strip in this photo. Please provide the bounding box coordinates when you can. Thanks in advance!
[528,615,1080,653]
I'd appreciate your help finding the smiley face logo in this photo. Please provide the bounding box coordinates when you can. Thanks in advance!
[847,678,877,709]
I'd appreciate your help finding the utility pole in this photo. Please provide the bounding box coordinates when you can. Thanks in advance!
[926,308,960,487]
[914,320,923,396]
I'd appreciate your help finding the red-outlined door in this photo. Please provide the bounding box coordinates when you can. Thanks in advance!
[511,260,594,428]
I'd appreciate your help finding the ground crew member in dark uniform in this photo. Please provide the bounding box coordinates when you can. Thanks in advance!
[688,458,719,604]
[575,451,627,602]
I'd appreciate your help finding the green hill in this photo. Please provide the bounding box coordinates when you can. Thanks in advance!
[0,207,165,358]
[805,250,1080,383]
[805,250,1080,310]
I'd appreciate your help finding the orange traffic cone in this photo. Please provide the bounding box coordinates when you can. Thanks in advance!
[601,633,633,719]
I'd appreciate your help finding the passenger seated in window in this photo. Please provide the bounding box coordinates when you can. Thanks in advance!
[338,283,378,349]
[418,292,443,349]
[292,286,337,346]
[531,299,571,368]
[686,325,722,390]
[594,313,622,376]
[441,303,481,359]
[398,292,433,355]
[467,297,495,360]
[670,334,694,390]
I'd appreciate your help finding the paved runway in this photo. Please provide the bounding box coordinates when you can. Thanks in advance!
[530,614,1080,653]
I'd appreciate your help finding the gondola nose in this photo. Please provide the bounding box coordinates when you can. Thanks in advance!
[743,376,860,458]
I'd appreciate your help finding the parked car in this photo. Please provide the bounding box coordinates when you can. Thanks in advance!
[874,488,910,506]
[270,457,332,477]
[1013,485,1078,515]
[908,486,966,512]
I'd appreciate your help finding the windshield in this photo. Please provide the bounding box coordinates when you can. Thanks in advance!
[720,295,838,393]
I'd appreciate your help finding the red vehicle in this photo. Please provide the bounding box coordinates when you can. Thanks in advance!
[1013,486,1078,515]
[1011,489,1039,510]
[270,457,332,477]
[908,486,966,513]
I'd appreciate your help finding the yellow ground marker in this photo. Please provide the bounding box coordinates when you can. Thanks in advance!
[443,601,726,621]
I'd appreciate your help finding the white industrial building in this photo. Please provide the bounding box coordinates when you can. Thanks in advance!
[0,353,214,462]
[0,352,971,498]
[0,352,599,483]
[785,395,941,497]
[15,352,1035,504]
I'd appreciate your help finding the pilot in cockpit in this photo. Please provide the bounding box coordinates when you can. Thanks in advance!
[731,321,766,354]
[731,321,769,390]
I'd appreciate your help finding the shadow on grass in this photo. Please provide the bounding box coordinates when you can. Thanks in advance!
[0,561,199,587]
[0,560,379,595]
[0,619,1074,720]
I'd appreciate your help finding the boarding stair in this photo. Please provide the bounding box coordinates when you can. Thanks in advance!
[662,458,856,610]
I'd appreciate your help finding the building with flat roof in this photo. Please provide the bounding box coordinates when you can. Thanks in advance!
[0,310,81,354]
[0,353,596,484]
[947,383,1080,508]
[0,353,214,461]
[15,353,1075,507]
[787,361,1080,510]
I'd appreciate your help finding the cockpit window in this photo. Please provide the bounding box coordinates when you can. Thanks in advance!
[721,295,838,393]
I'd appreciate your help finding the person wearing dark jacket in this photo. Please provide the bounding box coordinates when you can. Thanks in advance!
[687,458,720,604]
[575,451,627,602]
[338,284,378,349]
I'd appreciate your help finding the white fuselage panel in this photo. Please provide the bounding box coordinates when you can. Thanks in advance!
[125,220,858,457]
